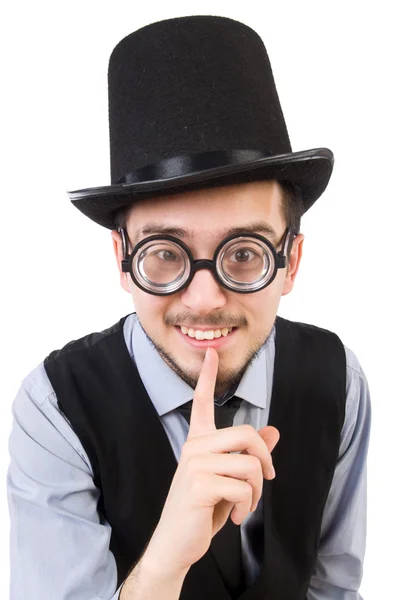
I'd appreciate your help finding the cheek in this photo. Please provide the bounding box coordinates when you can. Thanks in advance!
[131,287,168,325]
[269,270,287,298]
[241,280,284,320]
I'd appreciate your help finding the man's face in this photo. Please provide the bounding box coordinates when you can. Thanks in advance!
[112,180,303,397]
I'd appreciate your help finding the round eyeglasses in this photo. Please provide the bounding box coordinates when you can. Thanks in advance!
[120,228,294,296]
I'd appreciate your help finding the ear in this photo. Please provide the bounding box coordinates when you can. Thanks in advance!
[281,233,304,296]
[111,230,132,294]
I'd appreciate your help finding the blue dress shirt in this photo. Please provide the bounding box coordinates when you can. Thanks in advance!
[7,313,371,599]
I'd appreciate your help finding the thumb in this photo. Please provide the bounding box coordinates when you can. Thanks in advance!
[257,425,280,453]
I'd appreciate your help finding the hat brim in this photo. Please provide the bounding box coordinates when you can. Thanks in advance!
[68,148,333,229]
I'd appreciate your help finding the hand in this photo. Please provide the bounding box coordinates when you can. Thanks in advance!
[145,347,280,574]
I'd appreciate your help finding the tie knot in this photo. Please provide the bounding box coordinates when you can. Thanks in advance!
[177,396,243,428]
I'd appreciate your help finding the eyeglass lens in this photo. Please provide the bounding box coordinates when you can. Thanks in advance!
[134,237,273,289]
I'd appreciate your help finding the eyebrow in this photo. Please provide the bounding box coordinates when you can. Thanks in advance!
[133,221,279,246]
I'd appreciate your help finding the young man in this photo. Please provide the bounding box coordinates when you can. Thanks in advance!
[7,15,371,600]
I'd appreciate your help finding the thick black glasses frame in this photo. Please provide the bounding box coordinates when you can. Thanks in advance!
[119,227,293,296]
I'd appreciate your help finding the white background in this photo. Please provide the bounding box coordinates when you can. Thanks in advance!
[1,1,396,598]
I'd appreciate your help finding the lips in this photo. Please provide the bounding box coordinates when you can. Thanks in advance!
[180,325,233,340]
[175,325,237,348]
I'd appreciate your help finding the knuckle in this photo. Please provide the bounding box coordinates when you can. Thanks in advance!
[180,439,197,461]
[193,390,205,404]
[190,472,208,499]
[240,423,257,438]
[184,453,200,475]
[246,454,261,473]
[242,482,253,501]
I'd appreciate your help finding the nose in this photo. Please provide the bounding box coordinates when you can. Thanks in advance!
[180,267,227,313]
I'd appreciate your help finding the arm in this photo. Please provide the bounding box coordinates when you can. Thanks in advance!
[6,362,237,600]
[307,348,371,600]
[118,553,188,600]
[7,363,124,600]
[7,363,187,600]
[8,354,276,599]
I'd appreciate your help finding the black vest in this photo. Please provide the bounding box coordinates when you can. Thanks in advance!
[44,315,346,600]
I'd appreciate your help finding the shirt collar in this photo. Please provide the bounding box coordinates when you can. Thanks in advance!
[131,314,274,417]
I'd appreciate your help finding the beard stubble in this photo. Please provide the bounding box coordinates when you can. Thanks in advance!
[138,320,271,398]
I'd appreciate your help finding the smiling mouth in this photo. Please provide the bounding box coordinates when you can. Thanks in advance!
[178,325,235,341]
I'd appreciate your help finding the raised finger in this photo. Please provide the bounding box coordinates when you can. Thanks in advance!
[188,347,219,438]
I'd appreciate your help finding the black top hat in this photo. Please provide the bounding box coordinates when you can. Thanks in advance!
[68,15,333,229]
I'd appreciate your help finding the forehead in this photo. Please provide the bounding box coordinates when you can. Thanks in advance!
[127,180,285,244]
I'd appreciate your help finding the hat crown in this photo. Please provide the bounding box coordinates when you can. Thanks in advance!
[108,15,291,184]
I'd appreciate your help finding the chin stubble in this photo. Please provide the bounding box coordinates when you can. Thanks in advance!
[137,316,272,398]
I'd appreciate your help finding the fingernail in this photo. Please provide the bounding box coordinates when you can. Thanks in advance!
[205,347,211,361]
[267,466,276,479]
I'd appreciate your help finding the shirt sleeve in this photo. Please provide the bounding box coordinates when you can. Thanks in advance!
[307,347,371,600]
[7,362,124,600]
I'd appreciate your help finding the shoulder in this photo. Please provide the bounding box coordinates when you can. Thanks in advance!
[277,317,367,371]
[277,318,371,453]
[45,313,133,364]
[276,316,345,348]
[276,317,371,403]
[12,314,135,471]
[279,317,370,397]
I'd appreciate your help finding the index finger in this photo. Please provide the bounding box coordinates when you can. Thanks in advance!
[188,347,219,438]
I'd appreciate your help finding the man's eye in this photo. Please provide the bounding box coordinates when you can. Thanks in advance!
[231,249,258,262]
[157,250,179,261]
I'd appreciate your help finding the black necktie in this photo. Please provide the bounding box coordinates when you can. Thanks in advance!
[177,395,246,598]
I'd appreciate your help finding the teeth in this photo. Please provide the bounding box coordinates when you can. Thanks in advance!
[179,326,233,340]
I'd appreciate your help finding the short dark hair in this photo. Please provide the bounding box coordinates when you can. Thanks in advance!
[114,204,131,231]
[277,180,304,256]
[114,180,304,257]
